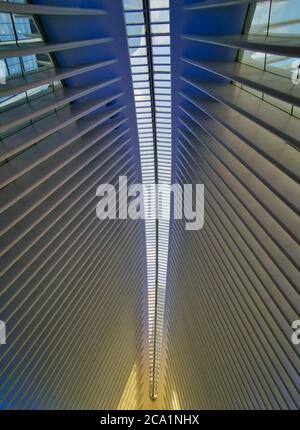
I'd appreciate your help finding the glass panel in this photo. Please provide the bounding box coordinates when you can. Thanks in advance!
[239,49,265,69]
[126,24,145,36]
[135,107,151,113]
[125,12,144,24]
[154,72,170,80]
[123,0,143,10]
[133,81,150,88]
[154,80,170,87]
[154,64,171,72]
[131,56,148,65]
[0,13,15,42]
[136,101,151,107]
[241,84,263,99]
[269,0,300,37]
[263,93,292,113]
[153,56,170,64]
[266,54,299,78]
[137,113,152,118]
[137,118,152,123]
[0,12,42,44]
[129,47,147,56]
[152,46,170,55]
[134,91,150,100]
[248,1,270,35]
[5,57,21,78]
[135,96,151,103]
[292,106,300,118]
[0,10,60,115]
[152,35,170,45]
[156,106,171,112]
[132,73,149,81]
[236,0,300,118]
[132,65,149,74]
[150,10,169,22]
[155,100,170,107]
[128,36,146,47]
[13,15,40,41]
[154,87,171,94]
[151,23,170,34]
[150,0,169,8]
[155,94,171,100]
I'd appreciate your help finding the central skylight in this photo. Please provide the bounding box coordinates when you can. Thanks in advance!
[123,0,171,400]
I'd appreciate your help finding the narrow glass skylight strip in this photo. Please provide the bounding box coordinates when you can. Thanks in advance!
[123,0,171,401]
[123,3,158,402]
[148,0,172,401]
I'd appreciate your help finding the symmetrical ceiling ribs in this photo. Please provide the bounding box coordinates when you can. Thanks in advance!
[0,0,146,409]
[123,0,171,400]
[162,0,300,409]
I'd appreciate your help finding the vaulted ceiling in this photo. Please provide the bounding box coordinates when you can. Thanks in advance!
[0,0,299,410]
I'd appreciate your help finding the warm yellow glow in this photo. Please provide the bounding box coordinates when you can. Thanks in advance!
[171,390,181,410]
[117,364,141,410]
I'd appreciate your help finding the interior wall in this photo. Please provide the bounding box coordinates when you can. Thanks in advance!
[0,0,147,409]
[162,0,300,410]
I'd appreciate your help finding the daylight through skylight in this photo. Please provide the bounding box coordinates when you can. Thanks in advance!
[123,0,171,400]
